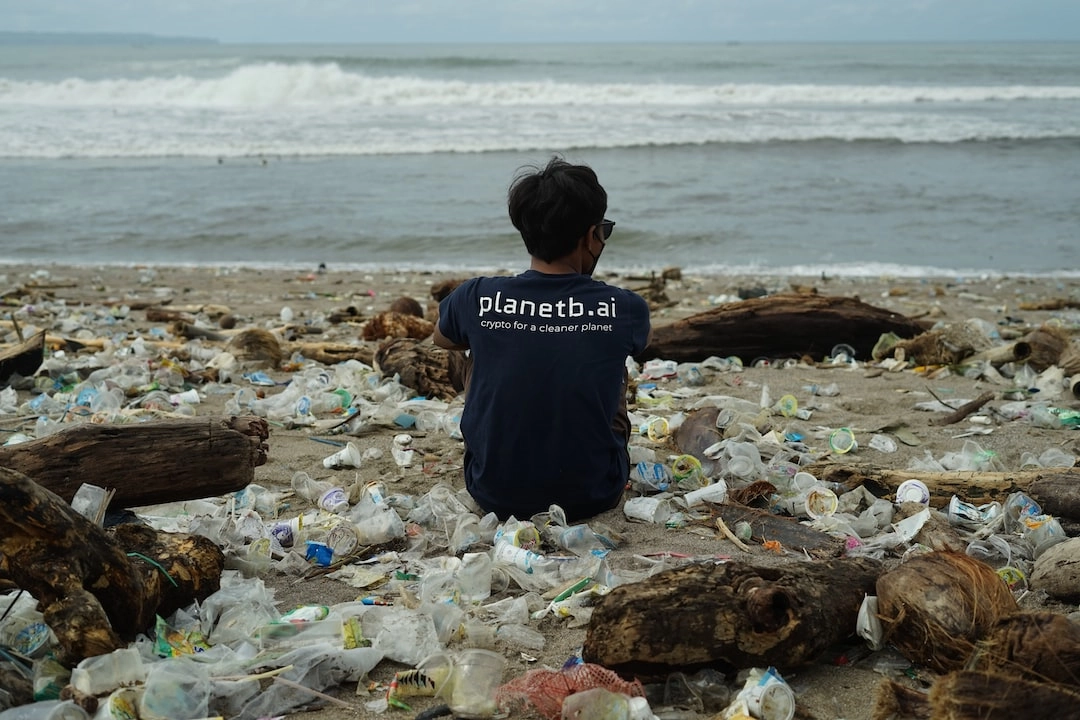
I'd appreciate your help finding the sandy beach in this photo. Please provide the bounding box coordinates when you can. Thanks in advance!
[2,262,1079,720]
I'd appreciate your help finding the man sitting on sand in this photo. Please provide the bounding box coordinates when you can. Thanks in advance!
[434,157,651,521]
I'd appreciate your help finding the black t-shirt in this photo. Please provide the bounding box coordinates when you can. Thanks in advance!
[438,270,651,521]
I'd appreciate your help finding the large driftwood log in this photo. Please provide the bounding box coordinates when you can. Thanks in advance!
[0,329,44,387]
[804,462,1080,511]
[580,557,882,678]
[0,467,225,665]
[0,416,268,507]
[375,338,469,400]
[637,294,927,363]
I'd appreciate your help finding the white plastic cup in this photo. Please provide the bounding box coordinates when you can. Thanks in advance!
[318,487,349,514]
[623,496,672,524]
[322,441,362,469]
[895,479,931,506]
[270,516,302,548]
[804,487,839,519]
[744,670,796,720]
[683,481,729,508]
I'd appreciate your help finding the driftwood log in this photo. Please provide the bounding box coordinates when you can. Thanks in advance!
[804,462,1080,511]
[637,294,927,363]
[580,557,881,678]
[708,504,846,558]
[375,338,469,400]
[0,416,269,507]
[0,467,225,665]
[0,329,44,387]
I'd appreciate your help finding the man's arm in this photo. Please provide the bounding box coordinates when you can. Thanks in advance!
[433,323,469,351]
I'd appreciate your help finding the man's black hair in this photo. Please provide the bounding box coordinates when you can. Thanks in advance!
[507,156,607,263]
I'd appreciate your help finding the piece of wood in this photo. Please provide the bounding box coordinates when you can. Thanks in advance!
[709,504,847,558]
[0,416,268,507]
[0,329,45,387]
[637,294,927,363]
[580,557,882,678]
[374,338,468,400]
[931,390,995,426]
[288,341,375,366]
[803,462,1080,510]
[0,467,225,665]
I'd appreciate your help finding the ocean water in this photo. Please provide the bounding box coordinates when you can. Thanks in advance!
[1,42,1078,276]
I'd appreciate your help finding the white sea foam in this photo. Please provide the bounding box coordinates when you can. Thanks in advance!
[3,62,1080,108]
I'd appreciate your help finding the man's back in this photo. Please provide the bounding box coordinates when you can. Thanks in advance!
[438,269,650,520]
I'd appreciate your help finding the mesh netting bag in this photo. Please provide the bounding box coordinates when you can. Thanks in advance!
[495,662,645,720]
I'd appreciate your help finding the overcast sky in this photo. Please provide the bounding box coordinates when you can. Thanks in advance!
[3,0,1079,44]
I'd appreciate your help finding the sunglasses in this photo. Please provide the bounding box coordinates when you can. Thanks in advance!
[597,219,615,241]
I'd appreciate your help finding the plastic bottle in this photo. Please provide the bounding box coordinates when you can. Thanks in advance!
[561,687,656,720]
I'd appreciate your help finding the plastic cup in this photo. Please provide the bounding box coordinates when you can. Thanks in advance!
[683,481,728,508]
[828,427,857,454]
[318,487,349,513]
[804,487,839,519]
[271,517,302,548]
[792,471,818,492]
[623,496,672,524]
[744,671,795,720]
[445,649,506,719]
[322,441,362,469]
[895,479,930,505]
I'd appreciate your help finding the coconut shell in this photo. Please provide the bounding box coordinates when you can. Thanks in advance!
[1029,536,1080,602]
[389,296,425,318]
[929,670,1080,719]
[876,552,1018,673]
[225,328,283,369]
[967,611,1080,688]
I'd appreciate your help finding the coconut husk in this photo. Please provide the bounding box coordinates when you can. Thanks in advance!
[361,311,435,341]
[929,670,1080,719]
[966,612,1080,687]
[1021,324,1071,371]
[871,678,931,720]
[226,328,284,368]
[1059,342,1080,377]
[890,321,994,367]
[876,552,1019,673]
[389,296,425,318]
[431,278,467,302]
